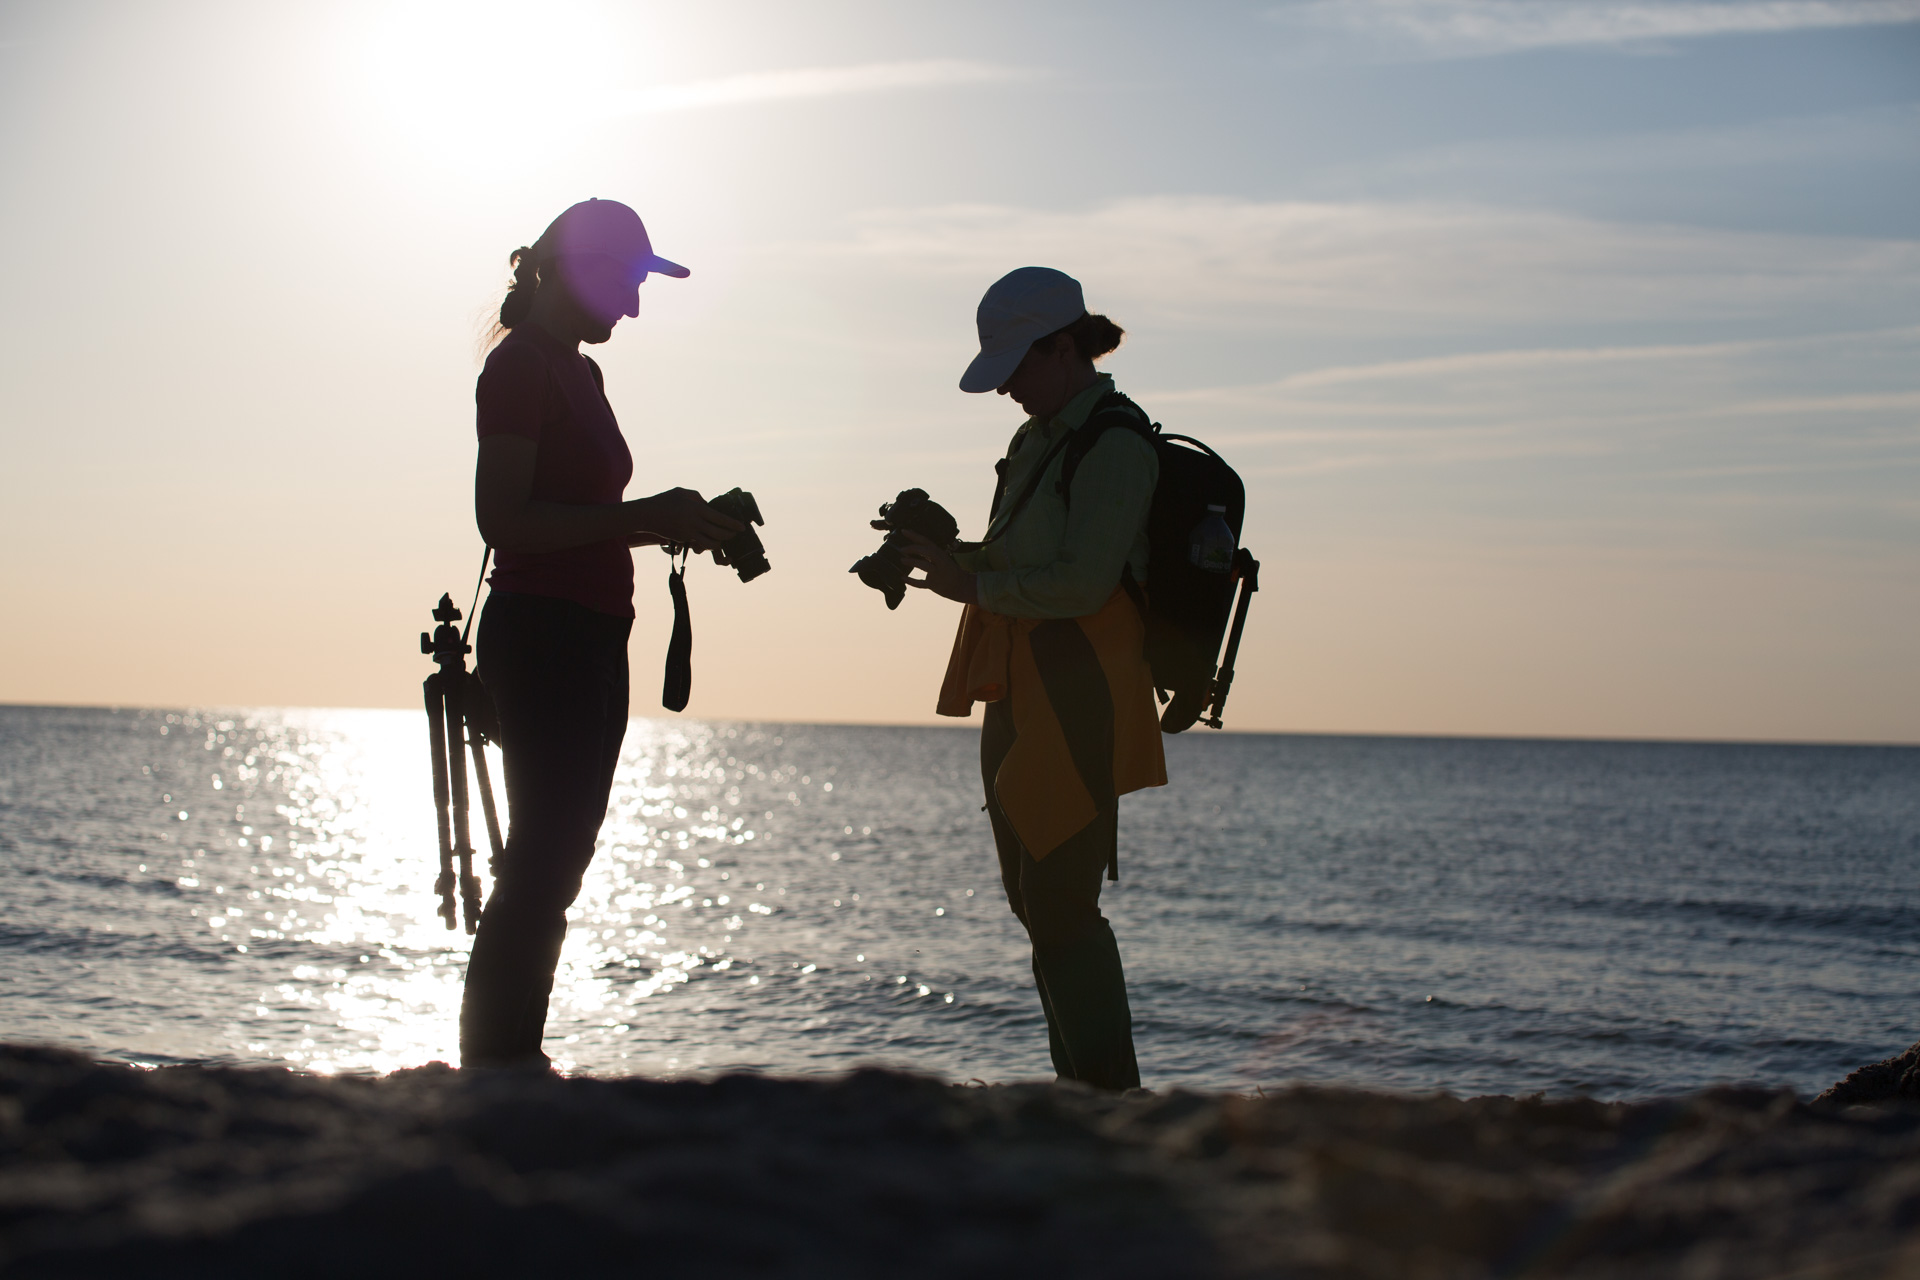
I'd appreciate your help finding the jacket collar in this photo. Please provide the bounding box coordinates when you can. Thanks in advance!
[1023,372,1115,445]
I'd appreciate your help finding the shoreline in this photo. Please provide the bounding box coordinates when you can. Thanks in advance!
[5,1042,1920,1278]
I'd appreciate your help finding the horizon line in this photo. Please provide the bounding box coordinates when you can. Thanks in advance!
[4,699,1912,751]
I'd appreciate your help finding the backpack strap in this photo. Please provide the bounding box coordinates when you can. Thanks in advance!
[1057,392,1154,510]
[1063,393,1155,628]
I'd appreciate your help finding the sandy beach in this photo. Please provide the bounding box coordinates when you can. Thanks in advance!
[5,1042,1920,1278]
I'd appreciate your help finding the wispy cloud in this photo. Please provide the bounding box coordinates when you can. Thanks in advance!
[1302,102,1920,205]
[605,59,1031,117]
[1275,0,1920,56]
[1150,326,1919,409]
[1135,329,1920,502]
[838,197,1920,331]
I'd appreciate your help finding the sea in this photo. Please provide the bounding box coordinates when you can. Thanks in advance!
[1,704,1914,1099]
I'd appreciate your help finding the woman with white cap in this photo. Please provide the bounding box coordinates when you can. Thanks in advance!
[902,267,1167,1090]
[461,198,741,1069]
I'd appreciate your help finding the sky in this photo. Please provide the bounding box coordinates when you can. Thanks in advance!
[0,0,1914,742]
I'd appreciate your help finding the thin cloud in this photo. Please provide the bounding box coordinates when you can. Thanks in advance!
[1276,0,1920,56]
[1134,329,1920,488]
[837,197,1920,330]
[605,59,1033,117]
[1160,331,1917,398]
[1306,102,1920,202]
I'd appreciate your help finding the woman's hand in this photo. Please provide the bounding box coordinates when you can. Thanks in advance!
[898,531,979,606]
[629,488,744,553]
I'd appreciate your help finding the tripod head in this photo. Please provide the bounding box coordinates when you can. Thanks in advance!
[420,594,469,671]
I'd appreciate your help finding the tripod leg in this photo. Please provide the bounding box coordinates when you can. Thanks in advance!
[461,729,493,932]
[424,676,457,930]
[468,730,505,876]
[1205,554,1260,729]
[444,673,483,935]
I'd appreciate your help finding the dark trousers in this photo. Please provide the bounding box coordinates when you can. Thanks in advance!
[460,590,630,1067]
[983,698,1141,1090]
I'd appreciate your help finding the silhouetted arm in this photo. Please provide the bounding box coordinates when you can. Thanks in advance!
[474,435,741,554]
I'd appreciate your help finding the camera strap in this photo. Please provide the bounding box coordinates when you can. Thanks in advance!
[977,429,1080,548]
[979,395,1147,549]
[460,546,491,649]
[663,548,692,712]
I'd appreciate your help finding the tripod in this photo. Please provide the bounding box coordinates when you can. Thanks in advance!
[421,593,502,933]
[1200,548,1260,730]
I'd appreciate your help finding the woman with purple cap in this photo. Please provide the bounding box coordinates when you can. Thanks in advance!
[461,199,741,1070]
[902,267,1167,1090]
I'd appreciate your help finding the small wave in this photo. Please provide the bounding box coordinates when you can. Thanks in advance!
[0,922,233,965]
[9,867,188,899]
[1543,894,1920,938]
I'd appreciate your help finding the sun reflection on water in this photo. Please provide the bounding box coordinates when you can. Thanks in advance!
[203,711,823,1075]
[223,707,475,1074]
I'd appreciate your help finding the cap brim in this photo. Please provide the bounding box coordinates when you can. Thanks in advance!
[959,342,1031,394]
[642,253,690,279]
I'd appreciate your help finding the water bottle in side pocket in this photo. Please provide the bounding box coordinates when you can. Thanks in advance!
[1189,505,1236,574]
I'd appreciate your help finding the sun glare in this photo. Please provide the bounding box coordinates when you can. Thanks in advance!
[345,0,644,172]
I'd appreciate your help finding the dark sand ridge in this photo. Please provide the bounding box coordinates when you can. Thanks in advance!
[5,1041,1920,1278]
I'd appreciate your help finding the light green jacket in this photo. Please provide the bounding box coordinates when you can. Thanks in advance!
[952,374,1157,620]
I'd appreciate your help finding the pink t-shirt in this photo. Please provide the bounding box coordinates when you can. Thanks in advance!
[475,325,635,617]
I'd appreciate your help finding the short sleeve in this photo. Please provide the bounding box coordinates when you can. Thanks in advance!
[476,341,550,442]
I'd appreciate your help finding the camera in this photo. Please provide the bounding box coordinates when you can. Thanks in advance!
[707,488,770,582]
[850,488,961,609]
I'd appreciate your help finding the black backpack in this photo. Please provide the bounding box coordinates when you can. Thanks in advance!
[987,391,1261,733]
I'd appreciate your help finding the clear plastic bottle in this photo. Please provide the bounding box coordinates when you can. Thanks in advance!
[1189,505,1236,574]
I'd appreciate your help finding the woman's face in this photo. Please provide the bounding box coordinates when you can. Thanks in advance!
[552,253,643,344]
[996,336,1085,421]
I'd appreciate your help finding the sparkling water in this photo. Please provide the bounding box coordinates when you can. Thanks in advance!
[1,704,1913,1096]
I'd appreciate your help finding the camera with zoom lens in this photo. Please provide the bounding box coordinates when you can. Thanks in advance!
[707,488,770,582]
[850,488,961,609]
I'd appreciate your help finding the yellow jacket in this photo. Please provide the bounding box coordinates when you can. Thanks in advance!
[937,588,1167,859]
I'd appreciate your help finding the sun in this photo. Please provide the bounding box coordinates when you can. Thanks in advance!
[340,0,650,174]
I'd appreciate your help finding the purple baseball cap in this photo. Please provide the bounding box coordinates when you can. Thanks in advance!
[530,198,689,280]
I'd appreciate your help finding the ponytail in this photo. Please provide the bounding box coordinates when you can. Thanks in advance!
[1041,311,1126,362]
[480,247,542,353]
[498,246,540,330]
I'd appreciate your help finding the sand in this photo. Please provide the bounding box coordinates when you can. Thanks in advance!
[5,1042,1920,1278]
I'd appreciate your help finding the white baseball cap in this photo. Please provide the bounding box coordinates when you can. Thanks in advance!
[959,267,1086,393]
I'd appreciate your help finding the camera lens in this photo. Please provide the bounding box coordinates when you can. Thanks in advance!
[850,542,909,609]
[708,489,770,583]
[851,489,960,610]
